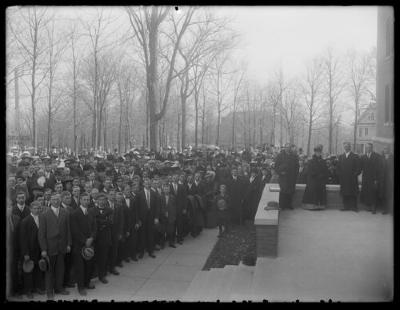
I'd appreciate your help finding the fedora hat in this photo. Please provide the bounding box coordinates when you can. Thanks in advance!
[38,256,50,272]
[22,259,34,273]
[81,246,95,261]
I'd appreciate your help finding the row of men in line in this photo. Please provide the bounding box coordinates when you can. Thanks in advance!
[7,166,272,300]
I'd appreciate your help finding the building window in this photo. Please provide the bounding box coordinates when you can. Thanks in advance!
[368,113,374,121]
[359,128,362,137]
[365,128,368,136]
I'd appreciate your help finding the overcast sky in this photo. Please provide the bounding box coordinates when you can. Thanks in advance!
[214,6,377,81]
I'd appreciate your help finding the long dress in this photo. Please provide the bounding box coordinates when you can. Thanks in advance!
[302,155,329,210]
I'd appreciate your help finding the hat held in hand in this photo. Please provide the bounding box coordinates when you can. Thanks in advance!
[22,259,34,273]
[38,256,50,272]
[81,246,95,261]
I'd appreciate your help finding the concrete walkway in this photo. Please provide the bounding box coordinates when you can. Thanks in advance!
[251,209,393,301]
[11,228,219,302]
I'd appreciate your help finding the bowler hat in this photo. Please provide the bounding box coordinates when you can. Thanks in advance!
[81,246,95,261]
[22,259,34,273]
[38,256,50,272]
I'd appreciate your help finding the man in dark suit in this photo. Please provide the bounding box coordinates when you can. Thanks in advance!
[89,193,112,284]
[13,191,31,220]
[38,193,72,300]
[121,184,140,262]
[70,192,97,296]
[170,174,187,244]
[161,184,177,248]
[275,143,299,210]
[60,191,75,289]
[20,201,45,299]
[360,143,382,214]
[226,167,246,225]
[138,177,160,259]
[107,189,124,275]
[337,142,362,212]
[7,202,22,298]
[243,169,261,221]
[44,165,57,190]
[70,186,80,210]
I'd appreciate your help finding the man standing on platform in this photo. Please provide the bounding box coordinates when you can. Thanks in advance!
[226,167,245,225]
[360,143,382,214]
[275,143,299,210]
[337,142,362,212]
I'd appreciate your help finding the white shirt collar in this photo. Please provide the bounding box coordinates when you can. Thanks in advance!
[345,152,351,157]
[51,206,59,215]
[80,205,87,215]
[17,204,25,211]
[31,213,39,220]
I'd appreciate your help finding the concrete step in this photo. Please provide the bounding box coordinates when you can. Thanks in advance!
[202,268,228,301]
[181,270,210,301]
[217,265,237,302]
[229,264,255,301]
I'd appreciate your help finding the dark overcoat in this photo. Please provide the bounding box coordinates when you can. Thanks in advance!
[337,152,362,196]
[38,207,71,256]
[20,215,41,262]
[360,152,382,206]
[302,155,329,205]
[275,151,299,194]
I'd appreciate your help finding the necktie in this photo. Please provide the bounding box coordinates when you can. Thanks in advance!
[146,190,150,208]
[174,184,177,194]
[166,195,169,205]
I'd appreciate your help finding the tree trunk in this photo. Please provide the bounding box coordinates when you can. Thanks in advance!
[307,109,313,156]
[328,75,333,154]
[231,110,236,149]
[14,68,21,147]
[103,108,107,151]
[271,103,276,145]
[353,96,358,152]
[201,89,206,145]
[147,15,159,152]
[194,90,199,148]
[181,94,187,150]
[118,90,123,153]
[177,113,180,151]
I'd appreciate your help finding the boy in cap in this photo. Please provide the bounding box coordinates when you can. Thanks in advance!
[20,201,45,298]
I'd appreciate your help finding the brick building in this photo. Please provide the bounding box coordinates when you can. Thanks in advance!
[372,6,394,153]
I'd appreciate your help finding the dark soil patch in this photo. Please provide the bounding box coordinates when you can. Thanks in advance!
[202,223,257,270]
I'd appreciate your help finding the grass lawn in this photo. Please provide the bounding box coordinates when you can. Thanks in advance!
[202,222,257,270]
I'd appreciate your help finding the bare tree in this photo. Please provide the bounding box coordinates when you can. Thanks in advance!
[347,50,375,152]
[9,7,51,151]
[301,57,324,156]
[126,6,196,151]
[45,17,68,151]
[68,24,82,156]
[230,67,245,149]
[323,47,345,154]
[279,83,297,145]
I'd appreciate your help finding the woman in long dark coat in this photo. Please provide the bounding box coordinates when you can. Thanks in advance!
[302,145,329,210]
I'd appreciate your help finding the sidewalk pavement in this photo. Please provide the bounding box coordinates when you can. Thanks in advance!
[10,228,219,302]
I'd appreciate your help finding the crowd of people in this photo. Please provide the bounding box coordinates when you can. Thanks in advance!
[6,142,393,300]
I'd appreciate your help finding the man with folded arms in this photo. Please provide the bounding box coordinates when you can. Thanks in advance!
[38,193,71,300]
